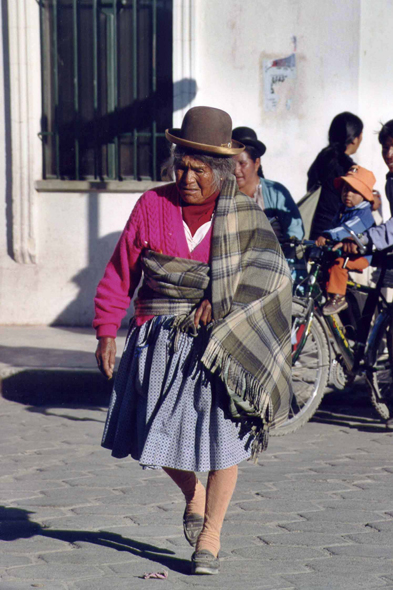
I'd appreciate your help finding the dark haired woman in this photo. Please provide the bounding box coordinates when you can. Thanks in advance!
[232,127,305,292]
[307,112,364,239]
[232,127,304,241]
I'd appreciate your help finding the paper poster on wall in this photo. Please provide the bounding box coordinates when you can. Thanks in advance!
[263,53,296,112]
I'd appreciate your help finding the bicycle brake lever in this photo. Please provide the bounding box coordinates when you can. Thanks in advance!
[342,224,367,255]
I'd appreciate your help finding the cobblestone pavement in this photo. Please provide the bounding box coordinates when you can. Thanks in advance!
[1,331,393,589]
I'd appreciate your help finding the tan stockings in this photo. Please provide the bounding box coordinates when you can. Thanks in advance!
[164,464,238,557]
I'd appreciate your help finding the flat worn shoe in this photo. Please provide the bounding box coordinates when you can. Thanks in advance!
[183,509,204,547]
[191,549,220,575]
[322,294,348,316]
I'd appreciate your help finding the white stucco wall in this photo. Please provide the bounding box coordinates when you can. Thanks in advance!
[193,0,361,201]
[0,191,142,326]
[0,3,7,267]
[358,0,393,220]
[2,0,393,326]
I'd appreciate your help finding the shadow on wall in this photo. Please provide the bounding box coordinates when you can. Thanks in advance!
[43,78,197,180]
[51,229,126,327]
[47,77,197,327]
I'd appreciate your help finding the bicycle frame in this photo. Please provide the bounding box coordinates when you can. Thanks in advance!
[292,244,391,379]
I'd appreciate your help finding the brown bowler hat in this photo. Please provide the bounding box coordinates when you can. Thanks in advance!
[334,165,376,202]
[165,106,245,156]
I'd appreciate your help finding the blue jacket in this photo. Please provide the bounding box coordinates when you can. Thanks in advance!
[323,200,375,242]
[365,174,393,250]
[260,178,304,241]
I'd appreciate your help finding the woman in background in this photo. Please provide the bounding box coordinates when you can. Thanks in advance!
[307,112,363,240]
[232,126,305,291]
[232,126,304,242]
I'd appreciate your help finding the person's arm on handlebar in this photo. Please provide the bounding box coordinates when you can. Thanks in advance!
[363,217,393,251]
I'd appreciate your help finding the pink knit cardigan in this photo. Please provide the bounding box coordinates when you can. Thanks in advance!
[93,183,213,339]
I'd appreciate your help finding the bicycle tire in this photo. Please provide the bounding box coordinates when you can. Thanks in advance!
[366,312,393,420]
[271,298,330,436]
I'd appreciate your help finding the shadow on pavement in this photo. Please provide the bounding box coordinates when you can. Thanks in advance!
[311,384,389,433]
[1,369,112,408]
[0,506,190,575]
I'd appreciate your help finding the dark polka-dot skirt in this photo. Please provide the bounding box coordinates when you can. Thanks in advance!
[101,315,253,472]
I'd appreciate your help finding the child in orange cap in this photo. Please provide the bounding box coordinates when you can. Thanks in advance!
[315,165,376,315]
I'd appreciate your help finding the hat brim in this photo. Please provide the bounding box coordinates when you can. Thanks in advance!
[165,129,245,155]
[235,138,266,157]
[334,176,374,202]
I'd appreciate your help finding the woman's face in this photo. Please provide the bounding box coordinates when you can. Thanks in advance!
[233,151,260,192]
[175,155,217,204]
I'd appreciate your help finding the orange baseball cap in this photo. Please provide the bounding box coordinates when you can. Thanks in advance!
[334,165,376,202]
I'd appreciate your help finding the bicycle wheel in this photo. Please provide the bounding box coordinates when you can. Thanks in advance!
[271,298,330,436]
[366,313,393,420]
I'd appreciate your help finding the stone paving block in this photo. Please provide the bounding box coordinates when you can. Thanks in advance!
[97,523,182,539]
[72,578,174,590]
[232,544,326,561]
[297,508,391,524]
[257,531,353,547]
[116,484,175,505]
[0,441,59,454]
[0,554,32,567]
[0,536,74,554]
[305,555,393,575]
[281,571,389,589]
[1,563,103,580]
[221,522,284,537]
[70,503,153,517]
[14,470,92,482]
[0,583,68,590]
[105,551,191,577]
[344,530,393,545]
[63,474,143,488]
[257,478,358,494]
[12,487,115,507]
[71,536,177,559]
[0,480,68,493]
[0,491,52,502]
[316,497,393,511]
[311,464,392,476]
[367,520,393,533]
[223,510,305,524]
[280,520,372,535]
[326,544,393,558]
[37,546,138,565]
[39,514,134,530]
[234,500,318,513]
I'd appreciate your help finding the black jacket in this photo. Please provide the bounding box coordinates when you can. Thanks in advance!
[307,148,354,240]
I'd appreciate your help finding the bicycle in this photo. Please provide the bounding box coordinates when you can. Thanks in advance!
[271,237,393,436]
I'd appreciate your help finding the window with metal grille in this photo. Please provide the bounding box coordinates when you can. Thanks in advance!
[39,0,173,181]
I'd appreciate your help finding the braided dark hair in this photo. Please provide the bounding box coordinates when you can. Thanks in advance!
[328,111,363,153]
[244,146,264,178]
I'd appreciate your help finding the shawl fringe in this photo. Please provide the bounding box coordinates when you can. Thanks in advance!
[201,335,273,462]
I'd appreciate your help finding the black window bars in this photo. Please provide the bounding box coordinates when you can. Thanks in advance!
[38,0,173,181]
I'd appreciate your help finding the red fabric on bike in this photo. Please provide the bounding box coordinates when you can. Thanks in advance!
[327,256,369,295]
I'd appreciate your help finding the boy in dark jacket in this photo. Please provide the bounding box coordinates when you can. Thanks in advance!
[315,165,376,315]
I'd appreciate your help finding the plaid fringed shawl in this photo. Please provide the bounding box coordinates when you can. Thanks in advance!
[136,176,292,459]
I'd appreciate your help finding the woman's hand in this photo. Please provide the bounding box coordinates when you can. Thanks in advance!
[194,299,212,327]
[95,337,117,379]
[315,236,327,247]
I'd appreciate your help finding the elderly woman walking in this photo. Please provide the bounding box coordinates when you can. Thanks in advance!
[94,107,292,575]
